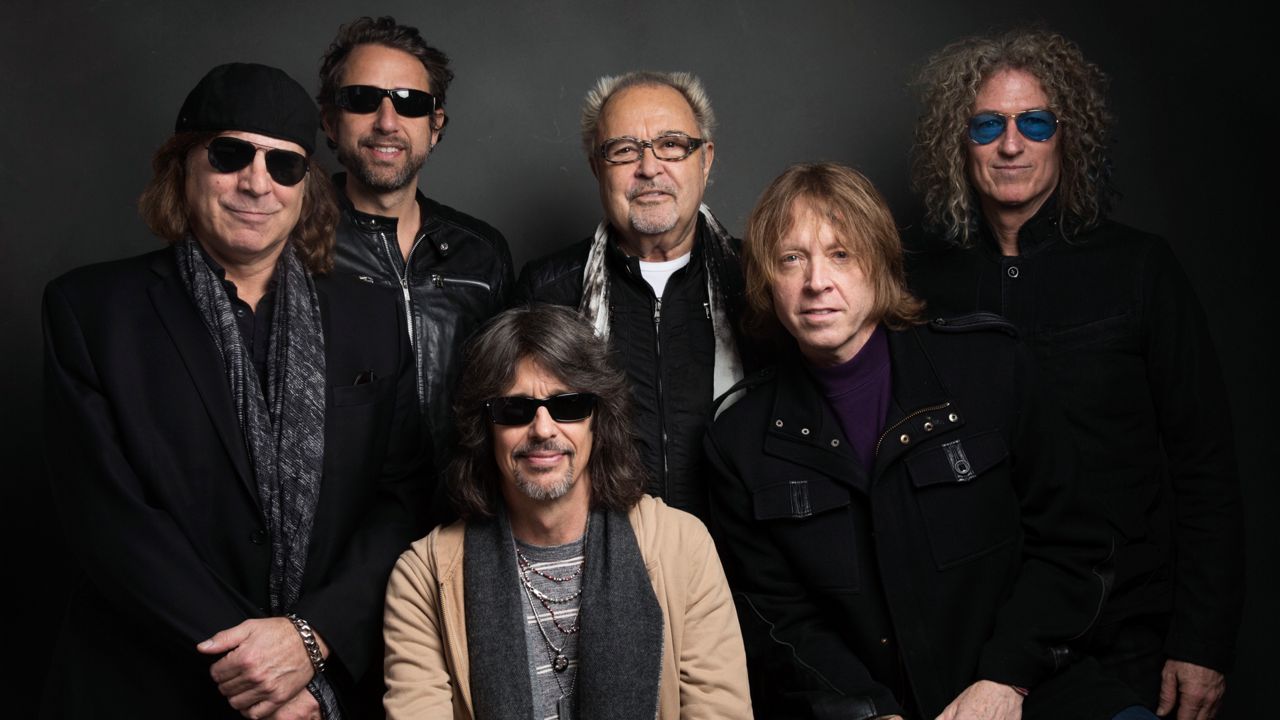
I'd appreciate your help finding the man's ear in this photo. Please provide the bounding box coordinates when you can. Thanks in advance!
[701,140,715,182]
[321,109,337,146]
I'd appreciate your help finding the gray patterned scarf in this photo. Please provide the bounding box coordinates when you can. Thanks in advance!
[578,205,744,403]
[175,238,341,718]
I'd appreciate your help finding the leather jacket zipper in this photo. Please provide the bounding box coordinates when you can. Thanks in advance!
[380,230,427,404]
[431,274,492,291]
[874,402,952,458]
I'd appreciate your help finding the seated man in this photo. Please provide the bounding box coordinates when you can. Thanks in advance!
[383,304,751,719]
[706,162,1145,720]
[42,63,428,719]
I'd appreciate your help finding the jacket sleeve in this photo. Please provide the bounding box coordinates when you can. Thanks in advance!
[705,429,900,720]
[294,298,433,686]
[42,280,260,650]
[383,539,456,719]
[975,343,1115,689]
[669,514,754,719]
[1141,241,1244,671]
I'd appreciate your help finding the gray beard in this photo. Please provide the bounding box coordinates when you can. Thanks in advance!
[514,460,577,502]
[628,205,679,235]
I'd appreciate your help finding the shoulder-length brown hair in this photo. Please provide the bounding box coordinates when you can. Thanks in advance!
[137,131,339,273]
[448,304,648,519]
[743,162,924,339]
[912,28,1114,246]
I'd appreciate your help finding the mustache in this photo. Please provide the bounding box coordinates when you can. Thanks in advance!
[514,439,574,458]
[627,182,676,201]
[359,135,408,150]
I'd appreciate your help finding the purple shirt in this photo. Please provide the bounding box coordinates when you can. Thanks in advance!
[806,325,891,473]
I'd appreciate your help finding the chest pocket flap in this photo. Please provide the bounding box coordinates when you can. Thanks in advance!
[752,478,851,520]
[905,430,1018,569]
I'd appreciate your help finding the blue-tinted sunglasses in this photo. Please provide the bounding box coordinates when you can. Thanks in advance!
[967,109,1059,145]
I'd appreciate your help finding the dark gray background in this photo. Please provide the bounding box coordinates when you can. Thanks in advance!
[3,0,1271,715]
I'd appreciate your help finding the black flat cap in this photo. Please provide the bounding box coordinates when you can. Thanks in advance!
[175,62,318,154]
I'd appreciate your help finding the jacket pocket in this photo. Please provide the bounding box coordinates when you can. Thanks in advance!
[331,376,388,407]
[1035,311,1130,352]
[751,477,860,590]
[906,430,1019,569]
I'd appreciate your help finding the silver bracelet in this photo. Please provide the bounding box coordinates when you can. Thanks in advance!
[286,613,326,673]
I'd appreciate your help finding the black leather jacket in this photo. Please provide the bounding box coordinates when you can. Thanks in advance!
[332,174,514,468]
[513,217,751,519]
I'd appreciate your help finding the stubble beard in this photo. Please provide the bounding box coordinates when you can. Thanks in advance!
[338,137,428,193]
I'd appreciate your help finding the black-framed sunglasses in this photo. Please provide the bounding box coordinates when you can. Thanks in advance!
[335,85,437,118]
[205,136,309,186]
[967,109,1059,145]
[597,133,705,164]
[486,393,598,425]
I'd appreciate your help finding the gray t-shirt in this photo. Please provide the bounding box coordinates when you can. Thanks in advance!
[516,535,585,720]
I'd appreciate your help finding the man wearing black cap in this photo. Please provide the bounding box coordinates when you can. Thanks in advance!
[42,63,428,719]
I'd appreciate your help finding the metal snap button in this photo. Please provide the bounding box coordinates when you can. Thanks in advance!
[899,433,910,445]
[775,419,784,427]
[948,413,959,422]
[439,242,449,252]
[923,422,934,432]
[830,439,840,447]
[1007,266,1019,278]
[800,428,810,435]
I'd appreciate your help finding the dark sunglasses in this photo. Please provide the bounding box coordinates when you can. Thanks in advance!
[335,85,436,118]
[205,136,309,186]
[967,109,1059,145]
[486,393,598,426]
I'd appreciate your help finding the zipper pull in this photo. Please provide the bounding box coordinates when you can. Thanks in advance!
[703,301,711,319]
[432,273,444,288]
[653,298,662,324]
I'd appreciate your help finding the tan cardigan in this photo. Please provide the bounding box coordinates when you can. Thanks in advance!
[383,495,753,719]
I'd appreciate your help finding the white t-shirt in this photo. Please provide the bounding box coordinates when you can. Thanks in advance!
[638,253,692,299]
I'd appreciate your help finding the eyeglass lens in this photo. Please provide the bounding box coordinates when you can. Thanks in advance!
[600,134,702,164]
[488,393,598,425]
[206,137,308,186]
[967,110,1058,145]
[336,85,436,118]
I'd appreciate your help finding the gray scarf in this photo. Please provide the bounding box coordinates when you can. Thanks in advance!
[175,238,341,718]
[579,205,745,405]
[464,507,665,719]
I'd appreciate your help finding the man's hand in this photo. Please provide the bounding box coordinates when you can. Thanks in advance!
[936,680,1023,720]
[1157,659,1225,720]
[197,617,321,718]
[265,688,321,720]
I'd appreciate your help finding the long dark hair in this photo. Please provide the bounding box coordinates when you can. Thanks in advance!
[448,304,648,519]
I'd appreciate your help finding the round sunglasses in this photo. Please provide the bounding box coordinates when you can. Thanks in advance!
[486,393,598,426]
[205,136,309,186]
[967,109,1059,145]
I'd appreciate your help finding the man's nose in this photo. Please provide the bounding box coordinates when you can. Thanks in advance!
[635,144,665,178]
[239,151,273,195]
[373,97,401,133]
[529,406,558,439]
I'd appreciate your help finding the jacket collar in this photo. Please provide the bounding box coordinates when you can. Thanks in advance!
[332,172,459,259]
[977,191,1064,259]
[764,327,965,487]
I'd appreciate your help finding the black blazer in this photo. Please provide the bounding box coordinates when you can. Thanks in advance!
[41,249,431,719]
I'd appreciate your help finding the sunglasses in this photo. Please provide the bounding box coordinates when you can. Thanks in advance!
[335,85,436,118]
[206,136,309,186]
[967,109,1059,145]
[486,393,598,426]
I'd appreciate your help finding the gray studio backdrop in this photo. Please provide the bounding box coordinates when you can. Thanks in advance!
[2,0,1271,716]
